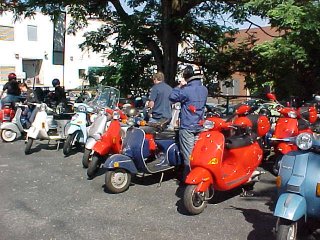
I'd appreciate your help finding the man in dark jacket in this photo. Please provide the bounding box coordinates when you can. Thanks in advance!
[1,73,21,104]
[169,65,208,180]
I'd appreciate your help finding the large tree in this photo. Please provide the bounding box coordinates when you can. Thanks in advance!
[4,0,248,92]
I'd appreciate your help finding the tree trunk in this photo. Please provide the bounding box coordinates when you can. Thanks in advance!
[162,0,180,87]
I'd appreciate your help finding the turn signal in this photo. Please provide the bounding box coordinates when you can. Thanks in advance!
[113,162,119,168]
[139,120,146,126]
[122,119,127,124]
[316,183,320,197]
[276,176,281,188]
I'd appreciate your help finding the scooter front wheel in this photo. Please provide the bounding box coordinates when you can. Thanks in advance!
[1,129,17,142]
[63,132,77,156]
[105,168,131,193]
[82,148,91,168]
[25,138,33,155]
[87,155,101,179]
[183,184,209,215]
[276,218,297,240]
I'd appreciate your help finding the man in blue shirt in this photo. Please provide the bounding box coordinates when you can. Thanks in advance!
[169,65,208,180]
[147,71,172,123]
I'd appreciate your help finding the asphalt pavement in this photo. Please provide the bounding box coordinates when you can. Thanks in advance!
[0,139,314,240]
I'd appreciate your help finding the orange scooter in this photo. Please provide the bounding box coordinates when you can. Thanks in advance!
[182,109,270,215]
[86,109,128,179]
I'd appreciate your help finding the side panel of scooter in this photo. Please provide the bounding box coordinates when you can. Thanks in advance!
[302,152,320,217]
[156,140,181,166]
[103,154,138,174]
[274,193,306,221]
[0,122,22,138]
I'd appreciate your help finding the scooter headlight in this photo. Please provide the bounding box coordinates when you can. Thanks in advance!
[296,133,313,150]
[203,120,214,130]
[288,111,297,119]
[77,105,87,112]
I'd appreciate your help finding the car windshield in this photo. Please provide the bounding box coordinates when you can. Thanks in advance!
[87,86,120,110]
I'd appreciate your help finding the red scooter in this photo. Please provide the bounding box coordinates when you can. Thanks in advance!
[270,105,316,175]
[87,109,128,179]
[182,109,270,215]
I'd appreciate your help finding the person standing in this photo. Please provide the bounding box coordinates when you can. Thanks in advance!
[0,73,21,104]
[169,65,208,180]
[147,71,172,123]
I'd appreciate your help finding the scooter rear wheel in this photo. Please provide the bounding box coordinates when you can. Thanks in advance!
[25,138,33,155]
[82,148,91,168]
[1,129,17,142]
[105,168,131,193]
[183,184,208,215]
[276,218,297,240]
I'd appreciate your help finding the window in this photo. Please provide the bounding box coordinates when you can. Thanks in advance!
[0,25,14,41]
[27,25,37,41]
[0,66,15,82]
[79,69,86,79]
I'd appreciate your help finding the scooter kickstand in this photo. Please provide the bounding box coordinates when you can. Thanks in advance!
[157,172,164,188]
[56,141,61,151]
[240,188,254,197]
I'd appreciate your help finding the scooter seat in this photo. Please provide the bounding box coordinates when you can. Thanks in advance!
[53,113,74,120]
[155,129,178,140]
[140,126,157,134]
[225,133,258,149]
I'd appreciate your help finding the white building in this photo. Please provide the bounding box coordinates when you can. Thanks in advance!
[0,11,110,89]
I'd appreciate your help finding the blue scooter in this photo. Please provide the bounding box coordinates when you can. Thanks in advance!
[103,120,182,193]
[273,132,320,239]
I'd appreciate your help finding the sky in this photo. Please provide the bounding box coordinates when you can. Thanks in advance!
[118,0,270,30]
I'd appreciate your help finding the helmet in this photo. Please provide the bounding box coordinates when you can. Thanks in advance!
[8,73,16,80]
[52,78,60,87]
[259,108,271,117]
[183,65,194,80]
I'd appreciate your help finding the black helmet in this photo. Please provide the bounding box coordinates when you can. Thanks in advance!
[183,65,194,80]
[52,78,60,87]
[259,108,271,117]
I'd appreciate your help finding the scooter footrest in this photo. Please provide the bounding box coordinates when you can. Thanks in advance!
[53,113,74,120]
[155,130,178,140]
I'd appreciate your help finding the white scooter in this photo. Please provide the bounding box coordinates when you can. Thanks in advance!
[25,103,73,154]
[0,103,35,142]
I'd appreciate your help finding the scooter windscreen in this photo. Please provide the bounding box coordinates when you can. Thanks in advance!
[87,87,120,111]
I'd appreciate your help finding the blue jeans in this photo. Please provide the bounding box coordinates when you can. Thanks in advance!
[2,94,21,104]
[179,129,200,180]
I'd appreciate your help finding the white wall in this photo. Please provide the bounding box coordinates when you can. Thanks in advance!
[0,12,109,89]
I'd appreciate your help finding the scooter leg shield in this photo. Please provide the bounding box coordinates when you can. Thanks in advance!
[85,137,97,150]
[67,125,81,135]
[26,126,40,139]
[274,193,307,221]
[103,154,138,174]
[93,141,112,156]
[1,122,22,138]
[185,167,213,192]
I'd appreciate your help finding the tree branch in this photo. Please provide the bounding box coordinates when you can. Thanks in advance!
[244,18,280,38]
